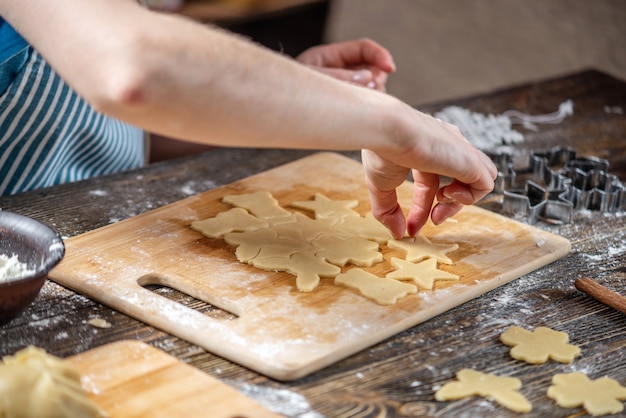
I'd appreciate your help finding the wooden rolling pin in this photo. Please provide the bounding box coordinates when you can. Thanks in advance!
[574,277,626,315]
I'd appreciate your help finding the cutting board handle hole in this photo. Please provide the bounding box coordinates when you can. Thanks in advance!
[141,283,239,321]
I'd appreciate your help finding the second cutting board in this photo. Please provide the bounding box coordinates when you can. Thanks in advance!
[50,152,571,381]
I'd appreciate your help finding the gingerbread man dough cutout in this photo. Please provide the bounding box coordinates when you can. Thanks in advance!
[435,369,532,413]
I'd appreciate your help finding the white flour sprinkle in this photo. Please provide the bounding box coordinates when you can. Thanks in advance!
[0,254,35,282]
[434,106,524,151]
[233,383,323,418]
[434,100,573,151]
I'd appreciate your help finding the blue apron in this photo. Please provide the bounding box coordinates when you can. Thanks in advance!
[0,18,145,196]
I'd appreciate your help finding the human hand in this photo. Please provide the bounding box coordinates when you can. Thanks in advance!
[362,112,497,239]
[296,38,396,91]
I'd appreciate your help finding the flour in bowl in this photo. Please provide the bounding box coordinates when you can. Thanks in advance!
[0,255,35,282]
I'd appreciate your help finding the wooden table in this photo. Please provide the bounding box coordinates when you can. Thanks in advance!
[1,70,625,417]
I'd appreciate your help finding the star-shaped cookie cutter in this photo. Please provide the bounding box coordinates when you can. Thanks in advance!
[489,146,625,224]
[502,180,573,224]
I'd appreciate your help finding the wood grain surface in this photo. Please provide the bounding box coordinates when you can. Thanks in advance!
[50,152,570,380]
[68,340,280,418]
[1,70,624,417]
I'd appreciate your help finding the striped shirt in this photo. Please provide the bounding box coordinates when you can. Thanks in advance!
[0,18,145,196]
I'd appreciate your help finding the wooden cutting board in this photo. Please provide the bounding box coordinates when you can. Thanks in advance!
[67,340,280,418]
[51,152,571,381]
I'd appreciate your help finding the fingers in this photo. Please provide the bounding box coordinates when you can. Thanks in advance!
[364,150,496,237]
[305,66,388,91]
[369,189,407,239]
[338,38,396,73]
[406,171,439,236]
[431,117,498,194]
[296,38,396,74]
[296,39,395,91]
[362,150,409,239]
[431,201,465,225]
[363,106,497,239]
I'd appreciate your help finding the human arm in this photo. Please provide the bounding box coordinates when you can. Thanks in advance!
[0,0,496,237]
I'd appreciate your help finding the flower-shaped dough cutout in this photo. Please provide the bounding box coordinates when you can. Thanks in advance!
[291,192,360,219]
[191,208,268,238]
[435,369,532,413]
[334,268,417,305]
[387,235,458,264]
[500,326,581,364]
[385,257,459,289]
[547,372,626,416]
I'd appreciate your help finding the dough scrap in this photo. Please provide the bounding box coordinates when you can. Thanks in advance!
[252,251,341,292]
[337,212,393,243]
[272,212,342,242]
[291,192,360,219]
[312,236,382,267]
[191,208,268,238]
[385,257,459,289]
[388,235,459,265]
[194,191,460,303]
[500,326,581,364]
[435,368,532,413]
[224,229,279,262]
[334,268,417,305]
[0,346,107,418]
[547,372,626,416]
[88,318,112,329]
[253,237,311,262]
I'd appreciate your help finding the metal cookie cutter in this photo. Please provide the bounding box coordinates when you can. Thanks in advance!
[486,150,516,193]
[502,180,574,225]
[495,146,625,224]
[565,167,624,212]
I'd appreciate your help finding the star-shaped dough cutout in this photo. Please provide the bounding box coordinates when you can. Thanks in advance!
[547,372,626,416]
[291,193,360,219]
[435,369,532,413]
[191,208,268,238]
[500,326,581,364]
[385,257,459,289]
[334,268,417,305]
[387,235,458,264]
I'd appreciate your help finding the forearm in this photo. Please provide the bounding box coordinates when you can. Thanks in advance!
[1,0,404,153]
[1,0,497,237]
[119,21,400,152]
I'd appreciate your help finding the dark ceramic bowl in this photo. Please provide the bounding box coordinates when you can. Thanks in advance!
[0,211,65,325]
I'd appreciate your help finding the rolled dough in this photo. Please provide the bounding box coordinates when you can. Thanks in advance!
[192,192,461,305]
[0,346,106,418]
